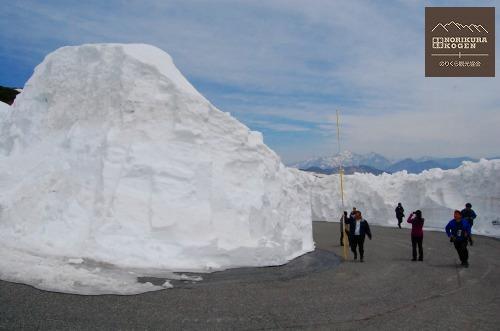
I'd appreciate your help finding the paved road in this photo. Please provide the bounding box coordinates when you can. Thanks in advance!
[1,222,499,330]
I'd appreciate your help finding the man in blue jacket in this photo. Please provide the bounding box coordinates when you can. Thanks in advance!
[445,210,472,267]
[346,210,372,262]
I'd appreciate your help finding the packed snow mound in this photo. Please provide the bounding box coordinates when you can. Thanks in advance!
[0,101,9,110]
[0,44,313,294]
[0,101,10,120]
[311,159,500,237]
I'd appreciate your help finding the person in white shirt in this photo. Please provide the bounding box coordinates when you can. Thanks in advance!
[346,211,372,262]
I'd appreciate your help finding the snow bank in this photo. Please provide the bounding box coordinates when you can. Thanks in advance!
[0,101,9,120]
[0,44,313,294]
[310,159,500,237]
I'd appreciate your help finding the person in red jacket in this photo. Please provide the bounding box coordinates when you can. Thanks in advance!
[407,210,424,261]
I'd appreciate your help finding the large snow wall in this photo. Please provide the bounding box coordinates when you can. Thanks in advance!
[0,102,9,120]
[310,159,500,237]
[0,44,313,294]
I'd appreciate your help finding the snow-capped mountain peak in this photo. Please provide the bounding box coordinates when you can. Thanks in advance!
[291,151,392,171]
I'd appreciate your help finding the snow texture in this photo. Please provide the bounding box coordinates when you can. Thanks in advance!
[0,44,313,294]
[310,159,500,237]
[0,101,10,120]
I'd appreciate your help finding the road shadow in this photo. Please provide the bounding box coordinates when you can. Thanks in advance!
[138,248,341,288]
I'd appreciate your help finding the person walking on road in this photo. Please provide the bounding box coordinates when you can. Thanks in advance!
[395,203,405,229]
[461,203,477,246]
[346,211,372,262]
[407,210,424,261]
[340,211,349,246]
[445,210,472,267]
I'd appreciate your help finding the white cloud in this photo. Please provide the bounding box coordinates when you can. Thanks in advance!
[246,119,310,132]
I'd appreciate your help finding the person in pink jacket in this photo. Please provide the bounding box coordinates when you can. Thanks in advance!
[407,210,424,261]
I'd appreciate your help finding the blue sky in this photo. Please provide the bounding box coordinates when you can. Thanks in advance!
[1,0,499,163]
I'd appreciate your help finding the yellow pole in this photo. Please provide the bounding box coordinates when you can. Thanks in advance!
[336,110,348,260]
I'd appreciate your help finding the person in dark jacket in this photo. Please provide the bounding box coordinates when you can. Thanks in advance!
[339,211,349,246]
[345,211,372,262]
[461,203,477,245]
[445,210,472,267]
[395,203,405,229]
[407,210,424,261]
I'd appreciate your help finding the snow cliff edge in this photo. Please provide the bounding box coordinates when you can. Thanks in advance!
[0,44,314,294]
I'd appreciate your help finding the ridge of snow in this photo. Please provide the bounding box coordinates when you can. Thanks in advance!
[0,43,314,294]
[121,43,204,98]
[310,159,500,238]
[0,101,9,122]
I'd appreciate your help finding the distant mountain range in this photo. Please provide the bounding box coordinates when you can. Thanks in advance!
[290,152,496,175]
[385,158,442,174]
[301,165,386,176]
[292,151,393,172]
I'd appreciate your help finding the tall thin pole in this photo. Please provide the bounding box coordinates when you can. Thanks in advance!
[336,110,345,208]
[336,110,348,260]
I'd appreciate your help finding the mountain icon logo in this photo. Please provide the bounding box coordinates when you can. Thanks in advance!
[431,21,489,33]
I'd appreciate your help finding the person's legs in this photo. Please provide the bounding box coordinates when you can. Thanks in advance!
[461,241,469,265]
[454,241,462,261]
[350,236,358,259]
[358,236,365,261]
[411,236,417,260]
[397,217,402,228]
[417,237,423,261]
[454,241,469,266]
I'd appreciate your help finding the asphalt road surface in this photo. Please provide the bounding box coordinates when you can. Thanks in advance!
[1,222,499,330]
